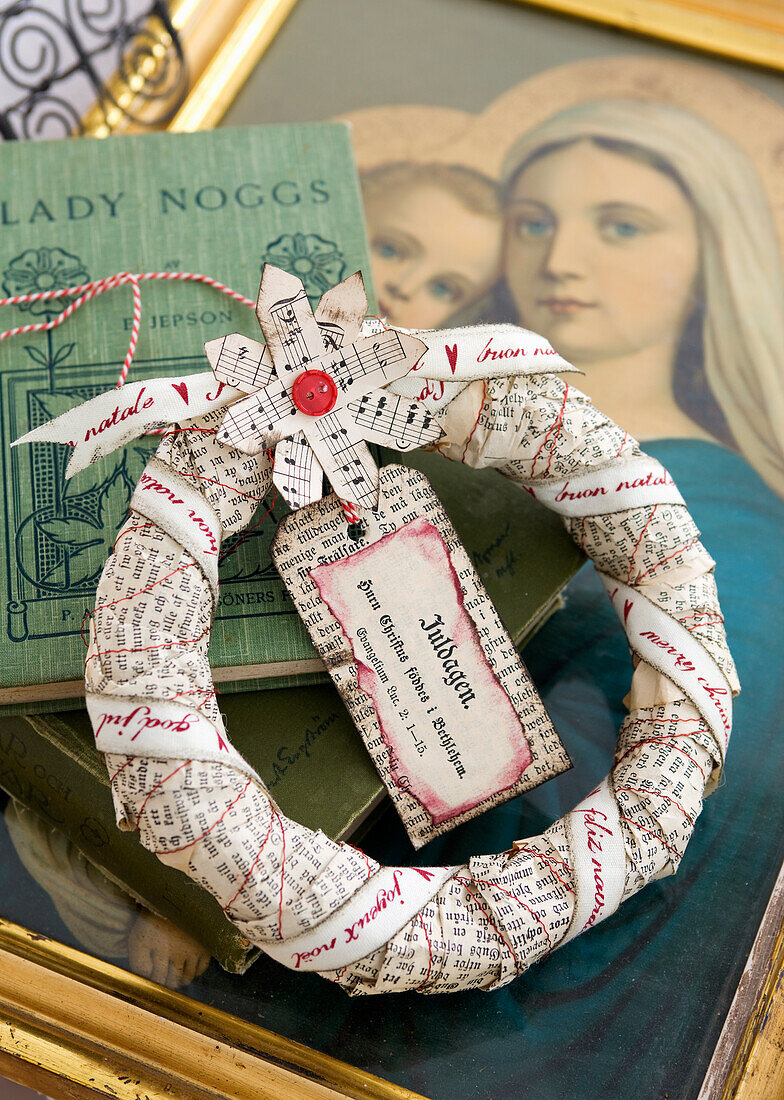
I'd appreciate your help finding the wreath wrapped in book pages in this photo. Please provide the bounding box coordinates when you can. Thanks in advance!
[16,266,737,994]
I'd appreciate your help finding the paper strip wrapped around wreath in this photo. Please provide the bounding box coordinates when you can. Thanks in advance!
[15,266,737,995]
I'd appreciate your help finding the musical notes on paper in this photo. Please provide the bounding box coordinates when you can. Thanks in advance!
[274,300,310,371]
[328,331,410,397]
[217,377,295,451]
[204,333,274,394]
[319,321,345,352]
[309,414,379,509]
[211,264,437,511]
[349,389,442,451]
[273,431,324,509]
[257,269,325,373]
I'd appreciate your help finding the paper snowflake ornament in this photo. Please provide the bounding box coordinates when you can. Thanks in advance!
[205,265,438,511]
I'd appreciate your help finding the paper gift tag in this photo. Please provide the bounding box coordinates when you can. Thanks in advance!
[271,464,570,848]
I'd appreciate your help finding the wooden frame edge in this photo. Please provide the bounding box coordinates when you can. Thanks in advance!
[698,855,784,1098]
[0,919,425,1100]
[509,1,784,71]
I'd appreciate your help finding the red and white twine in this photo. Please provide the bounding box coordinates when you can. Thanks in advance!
[0,270,362,518]
[0,271,256,386]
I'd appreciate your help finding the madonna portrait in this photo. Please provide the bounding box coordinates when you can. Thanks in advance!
[344,55,784,1097]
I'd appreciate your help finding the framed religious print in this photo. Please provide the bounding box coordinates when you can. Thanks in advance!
[0,2,783,1099]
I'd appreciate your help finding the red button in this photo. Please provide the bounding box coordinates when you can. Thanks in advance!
[291,370,338,416]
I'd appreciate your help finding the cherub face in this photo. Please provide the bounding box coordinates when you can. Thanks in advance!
[504,140,700,365]
[364,181,501,330]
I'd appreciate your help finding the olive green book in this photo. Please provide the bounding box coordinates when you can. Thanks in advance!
[397,450,585,648]
[0,684,385,973]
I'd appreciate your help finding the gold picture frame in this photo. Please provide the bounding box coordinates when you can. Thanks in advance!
[81,0,302,136]
[1,2,781,1098]
[1,869,781,1098]
[0,916,420,1099]
[511,1,784,71]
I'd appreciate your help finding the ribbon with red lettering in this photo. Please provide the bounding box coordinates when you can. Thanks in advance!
[405,323,576,379]
[12,371,240,478]
[563,778,626,943]
[602,576,733,760]
[260,865,455,972]
[523,455,685,517]
[86,694,248,771]
[389,323,579,410]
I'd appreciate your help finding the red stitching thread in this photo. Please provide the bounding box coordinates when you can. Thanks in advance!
[511,847,575,894]
[616,737,705,779]
[219,490,278,564]
[531,381,569,477]
[679,609,725,626]
[135,761,191,829]
[176,470,267,504]
[155,778,253,854]
[347,843,375,879]
[224,810,276,909]
[94,561,197,613]
[168,687,217,714]
[615,785,695,826]
[277,806,287,937]
[469,875,553,951]
[109,757,135,783]
[634,538,700,584]
[85,624,211,668]
[630,715,708,727]
[453,876,520,969]
[619,813,682,858]
[626,505,657,584]
[544,381,569,476]
[113,523,154,550]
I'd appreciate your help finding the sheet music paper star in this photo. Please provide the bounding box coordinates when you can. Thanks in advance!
[206,265,438,511]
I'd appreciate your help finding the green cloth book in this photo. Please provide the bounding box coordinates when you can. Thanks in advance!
[0,122,372,707]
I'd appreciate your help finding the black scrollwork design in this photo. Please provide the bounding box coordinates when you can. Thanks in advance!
[0,7,68,90]
[20,92,82,139]
[64,0,128,40]
[0,0,188,140]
